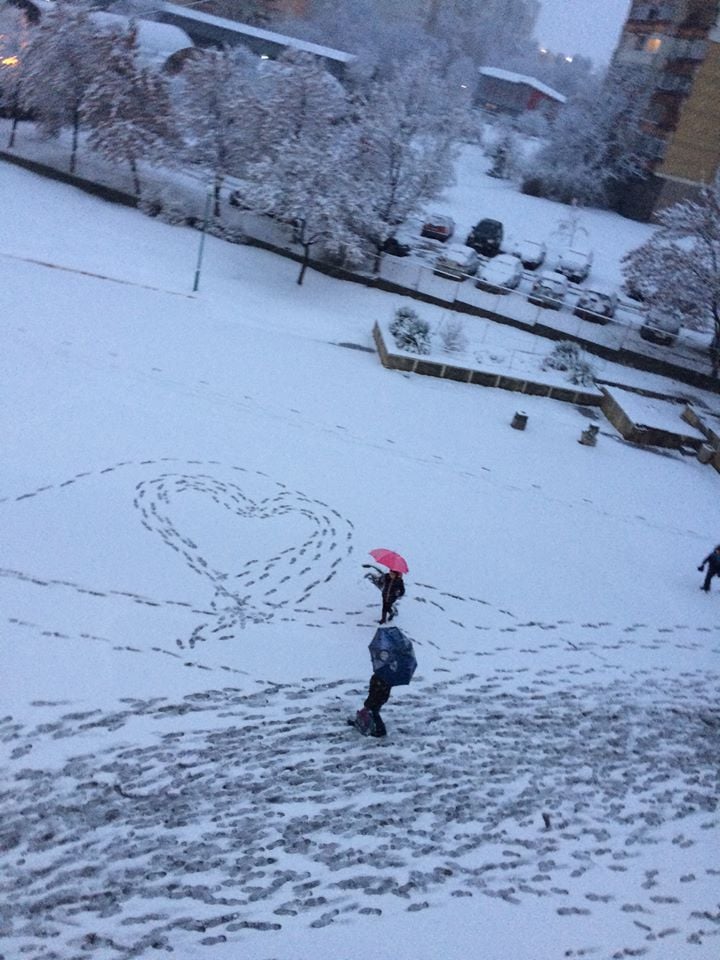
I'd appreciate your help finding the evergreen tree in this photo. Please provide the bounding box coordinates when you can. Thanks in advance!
[81,26,178,196]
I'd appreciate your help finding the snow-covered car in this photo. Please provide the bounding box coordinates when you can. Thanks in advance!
[512,239,546,270]
[573,287,617,324]
[420,214,455,242]
[639,307,682,346]
[475,253,523,293]
[555,247,593,283]
[528,270,569,310]
[433,243,480,280]
[465,218,503,257]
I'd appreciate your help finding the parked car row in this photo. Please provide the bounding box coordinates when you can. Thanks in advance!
[384,214,682,347]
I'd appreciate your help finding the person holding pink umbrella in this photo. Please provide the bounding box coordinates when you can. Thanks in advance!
[379,570,405,624]
[367,548,408,624]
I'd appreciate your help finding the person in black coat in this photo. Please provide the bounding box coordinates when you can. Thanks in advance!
[379,570,405,623]
[698,545,720,592]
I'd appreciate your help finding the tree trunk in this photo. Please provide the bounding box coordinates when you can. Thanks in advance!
[213,172,223,219]
[7,90,19,148]
[70,108,80,175]
[373,243,383,275]
[297,243,311,285]
[130,157,141,197]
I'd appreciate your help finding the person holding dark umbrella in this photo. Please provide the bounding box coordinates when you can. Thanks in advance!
[352,625,417,738]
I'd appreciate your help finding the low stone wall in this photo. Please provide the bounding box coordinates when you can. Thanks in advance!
[681,404,720,446]
[681,404,720,472]
[0,151,138,208]
[373,323,603,406]
[601,389,703,450]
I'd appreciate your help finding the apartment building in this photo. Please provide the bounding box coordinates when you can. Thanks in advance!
[656,10,720,202]
[612,0,720,218]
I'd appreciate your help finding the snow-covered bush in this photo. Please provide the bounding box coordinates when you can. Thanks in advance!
[389,306,431,355]
[438,316,468,354]
[542,341,596,386]
[138,186,193,225]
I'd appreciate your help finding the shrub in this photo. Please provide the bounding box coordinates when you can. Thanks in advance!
[438,316,468,354]
[138,186,193,226]
[520,176,545,197]
[389,306,431,355]
[542,340,597,386]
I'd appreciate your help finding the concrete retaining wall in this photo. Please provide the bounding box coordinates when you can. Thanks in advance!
[373,323,602,406]
[601,389,704,450]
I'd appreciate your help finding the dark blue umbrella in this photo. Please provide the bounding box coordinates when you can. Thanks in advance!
[369,626,417,687]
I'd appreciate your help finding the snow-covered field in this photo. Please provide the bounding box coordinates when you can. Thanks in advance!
[1,158,719,960]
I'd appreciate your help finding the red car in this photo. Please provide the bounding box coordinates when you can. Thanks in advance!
[420,214,455,243]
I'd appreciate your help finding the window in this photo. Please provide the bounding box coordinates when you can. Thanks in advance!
[646,36,662,53]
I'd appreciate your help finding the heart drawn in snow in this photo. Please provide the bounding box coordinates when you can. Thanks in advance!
[134,472,352,629]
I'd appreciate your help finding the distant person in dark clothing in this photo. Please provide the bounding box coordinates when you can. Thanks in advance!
[379,570,405,624]
[698,545,720,592]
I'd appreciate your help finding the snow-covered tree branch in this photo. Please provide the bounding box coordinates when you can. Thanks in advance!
[622,178,720,376]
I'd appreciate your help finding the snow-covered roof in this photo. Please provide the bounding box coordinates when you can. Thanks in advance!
[478,66,566,103]
[160,2,356,64]
[91,11,193,66]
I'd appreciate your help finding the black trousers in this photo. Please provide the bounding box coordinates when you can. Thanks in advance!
[364,674,391,713]
[703,568,718,591]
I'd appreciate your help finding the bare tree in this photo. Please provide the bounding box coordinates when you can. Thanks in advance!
[0,1,29,148]
[173,45,258,216]
[523,65,654,208]
[622,178,720,376]
[20,0,117,173]
[346,53,463,269]
[81,25,178,196]
[243,130,362,285]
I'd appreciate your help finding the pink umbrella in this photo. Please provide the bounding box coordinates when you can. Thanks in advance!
[369,548,409,574]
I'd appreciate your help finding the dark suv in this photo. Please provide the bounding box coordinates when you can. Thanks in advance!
[465,218,503,257]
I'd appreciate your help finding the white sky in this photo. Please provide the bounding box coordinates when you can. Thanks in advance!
[535,0,632,62]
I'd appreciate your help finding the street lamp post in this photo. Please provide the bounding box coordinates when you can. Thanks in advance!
[193,184,213,293]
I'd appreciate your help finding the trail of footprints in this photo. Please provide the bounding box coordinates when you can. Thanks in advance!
[2,459,719,664]
[1,672,719,959]
[2,460,720,957]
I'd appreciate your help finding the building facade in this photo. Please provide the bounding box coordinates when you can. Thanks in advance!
[656,12,720,200]
[612,0,720,218]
